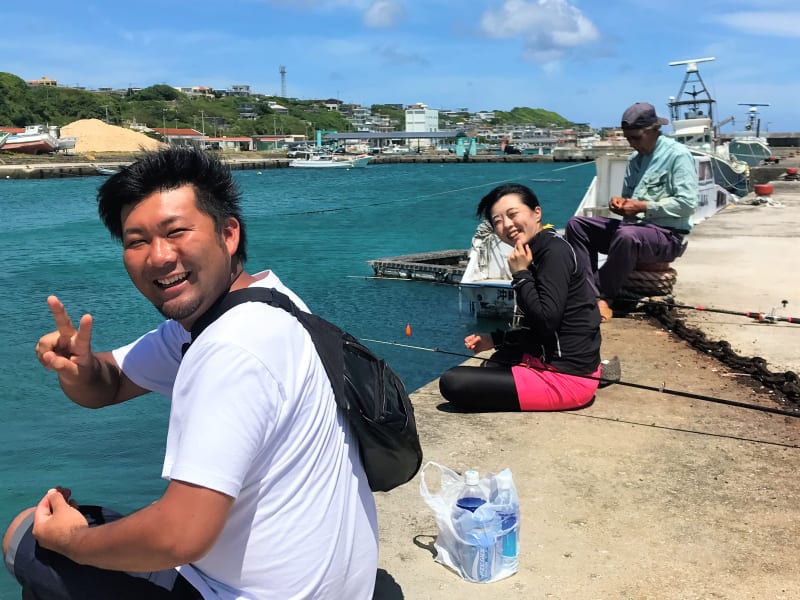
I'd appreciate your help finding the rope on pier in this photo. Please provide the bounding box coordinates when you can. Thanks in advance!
[645,304,800,406]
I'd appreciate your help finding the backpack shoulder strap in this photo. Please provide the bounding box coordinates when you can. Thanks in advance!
[185,287,347,409]
[189,287,299,343]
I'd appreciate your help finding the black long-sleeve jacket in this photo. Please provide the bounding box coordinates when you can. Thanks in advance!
[490,228,601,375]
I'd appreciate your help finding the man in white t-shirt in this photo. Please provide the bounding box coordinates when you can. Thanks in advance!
[2,148,378,599]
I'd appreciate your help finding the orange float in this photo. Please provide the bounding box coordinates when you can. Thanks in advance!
[754,183,773,196]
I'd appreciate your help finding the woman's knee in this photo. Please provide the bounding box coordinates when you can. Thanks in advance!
[3,507,34,557]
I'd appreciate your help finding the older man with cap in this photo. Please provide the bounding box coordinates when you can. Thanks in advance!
[565,101,698,322]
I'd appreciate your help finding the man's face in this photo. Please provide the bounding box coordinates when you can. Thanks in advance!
[120,185,240,329]
[624,126,659,155]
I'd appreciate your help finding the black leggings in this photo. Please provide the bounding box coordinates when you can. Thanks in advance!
[439,364,521,411]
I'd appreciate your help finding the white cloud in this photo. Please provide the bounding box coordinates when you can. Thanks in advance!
[363,0,406,27]
[480,0,599,64]
[716,11,800,37]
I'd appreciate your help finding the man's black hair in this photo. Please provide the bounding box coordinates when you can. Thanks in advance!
[97,147,247,262]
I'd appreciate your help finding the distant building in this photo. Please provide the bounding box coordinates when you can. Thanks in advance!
[28,76,57,87]
[267,101,289,114]
[405,102,439,149]
[229,85,251,97]
[174,86,214,98]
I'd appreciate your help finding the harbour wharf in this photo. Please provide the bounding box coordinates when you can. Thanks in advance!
[0,152,561,180]
[367,249,468,283]
[371,179,800,599]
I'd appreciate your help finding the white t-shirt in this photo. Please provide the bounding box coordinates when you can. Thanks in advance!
[113,271,379,600]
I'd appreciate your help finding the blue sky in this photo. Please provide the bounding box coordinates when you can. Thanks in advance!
[3,0,798,131]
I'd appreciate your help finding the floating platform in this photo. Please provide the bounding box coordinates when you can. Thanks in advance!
[367,249,468,283]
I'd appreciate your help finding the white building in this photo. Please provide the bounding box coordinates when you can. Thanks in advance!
[405,103,439,149]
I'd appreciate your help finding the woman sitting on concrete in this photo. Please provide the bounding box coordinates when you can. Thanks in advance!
[440,183,602,411]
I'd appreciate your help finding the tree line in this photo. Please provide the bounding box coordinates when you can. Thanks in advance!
[0,72,572,137]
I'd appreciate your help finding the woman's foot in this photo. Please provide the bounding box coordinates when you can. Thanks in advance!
[598,299,613,323]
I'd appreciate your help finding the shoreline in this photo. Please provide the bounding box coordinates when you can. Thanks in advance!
[2,150,796,181]
[0,152,565,179]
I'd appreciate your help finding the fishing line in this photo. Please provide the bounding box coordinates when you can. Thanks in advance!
[361,338,800,419]
[550,161,596,172]
[270,173,567,218]
[642,299,798,325]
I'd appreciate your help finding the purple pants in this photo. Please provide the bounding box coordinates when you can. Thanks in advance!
[565,216,686,300]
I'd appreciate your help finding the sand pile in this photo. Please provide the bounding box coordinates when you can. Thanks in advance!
[61,119,166,153]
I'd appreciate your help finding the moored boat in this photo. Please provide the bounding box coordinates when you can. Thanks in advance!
[728,103,773,167]
[289,151,371,169]
[667,57,750,196]
[96,166,121,176]
[2,124,59,155]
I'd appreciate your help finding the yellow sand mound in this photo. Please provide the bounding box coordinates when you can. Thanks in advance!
[61,119,166,153]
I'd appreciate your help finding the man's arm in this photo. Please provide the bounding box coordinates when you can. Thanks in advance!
[33,480,233,571]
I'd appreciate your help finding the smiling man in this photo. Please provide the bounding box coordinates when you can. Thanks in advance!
[3,148,378,599]
[565,102,698,322]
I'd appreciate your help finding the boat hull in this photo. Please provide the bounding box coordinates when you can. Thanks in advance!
[3,136,57,155]
[729,139,772,167]
[290,154,370,168]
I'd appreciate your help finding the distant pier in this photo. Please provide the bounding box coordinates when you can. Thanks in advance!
[367,249,468,284]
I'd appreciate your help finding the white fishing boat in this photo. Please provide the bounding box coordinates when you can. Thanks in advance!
[289,151,371,169]
[728,103,773,167]
[667,57,750,196]
[2,124,59,155]
[458,153,736,321]
[0,131,9,149]
[96,166,121,176]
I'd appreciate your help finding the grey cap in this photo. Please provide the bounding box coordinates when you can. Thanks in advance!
[621,102,669,130]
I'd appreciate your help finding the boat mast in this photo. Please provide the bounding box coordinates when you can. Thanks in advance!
[667,57,716,124]
[737,103,770,137]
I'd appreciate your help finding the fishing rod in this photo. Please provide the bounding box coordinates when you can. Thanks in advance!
[642,299,799,325]
[361,338,800,419]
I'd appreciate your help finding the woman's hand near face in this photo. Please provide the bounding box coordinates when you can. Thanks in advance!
[507,239,532,273]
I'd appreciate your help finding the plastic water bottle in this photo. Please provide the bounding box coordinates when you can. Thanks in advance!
[453,470,495,582]
[491,470,519,570]
[455,469,486,514]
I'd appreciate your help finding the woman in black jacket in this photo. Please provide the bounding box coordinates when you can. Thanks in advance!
[440,183,602,411]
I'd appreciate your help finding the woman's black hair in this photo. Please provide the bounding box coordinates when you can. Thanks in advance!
[97,147,247,262]
[476,183,540,223]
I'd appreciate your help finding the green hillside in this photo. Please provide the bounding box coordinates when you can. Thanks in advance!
[0,72,574,135]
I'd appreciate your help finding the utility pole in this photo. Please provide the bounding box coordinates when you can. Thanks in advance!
[200,111,206,136]
[162,108,167,136]
[100,105,110,123]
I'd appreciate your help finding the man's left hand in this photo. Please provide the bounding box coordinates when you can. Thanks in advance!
[32,487,87,556]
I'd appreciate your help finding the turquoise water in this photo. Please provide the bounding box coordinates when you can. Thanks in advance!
[0,161,593,593]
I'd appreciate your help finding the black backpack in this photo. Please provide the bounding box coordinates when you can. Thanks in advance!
[185,287,423,492]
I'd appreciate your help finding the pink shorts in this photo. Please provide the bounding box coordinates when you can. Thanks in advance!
[511,355,600,411]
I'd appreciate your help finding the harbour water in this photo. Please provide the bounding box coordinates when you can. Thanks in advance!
[0,161,593,594]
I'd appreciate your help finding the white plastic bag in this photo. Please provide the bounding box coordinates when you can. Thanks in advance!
[419,461,519,583]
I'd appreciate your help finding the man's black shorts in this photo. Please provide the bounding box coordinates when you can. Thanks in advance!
[4,505,202,600]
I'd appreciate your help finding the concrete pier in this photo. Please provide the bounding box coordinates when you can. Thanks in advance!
[372,179,800,599]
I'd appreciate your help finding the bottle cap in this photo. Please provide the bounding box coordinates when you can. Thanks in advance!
[495,470,513,489]
[464,469,480,486]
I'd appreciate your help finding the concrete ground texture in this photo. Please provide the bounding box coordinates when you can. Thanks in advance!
[373,179,800,599]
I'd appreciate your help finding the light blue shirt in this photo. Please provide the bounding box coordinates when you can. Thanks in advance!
[622,134,698,231]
